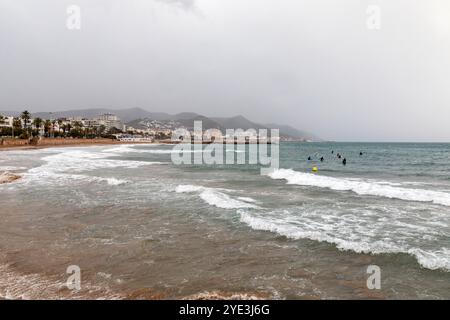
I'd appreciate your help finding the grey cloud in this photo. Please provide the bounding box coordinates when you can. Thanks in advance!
[1,0,449,142]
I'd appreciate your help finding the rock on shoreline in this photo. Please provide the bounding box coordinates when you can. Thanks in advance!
[0,172,21,184]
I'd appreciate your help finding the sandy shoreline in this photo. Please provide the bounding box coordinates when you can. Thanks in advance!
[0,139,160,152]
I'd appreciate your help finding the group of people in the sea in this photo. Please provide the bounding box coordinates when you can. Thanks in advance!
[307,150,364,167]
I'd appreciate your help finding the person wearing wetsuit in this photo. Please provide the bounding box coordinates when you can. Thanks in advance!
[320,157,324,162]
[308,156,311,161]
[343,158,347,165]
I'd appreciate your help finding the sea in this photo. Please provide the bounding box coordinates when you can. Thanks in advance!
[0,142,449,299]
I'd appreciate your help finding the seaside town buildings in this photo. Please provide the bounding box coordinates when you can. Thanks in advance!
[1,113,175,141]
[1,112,280,143]
[0,113,125,134]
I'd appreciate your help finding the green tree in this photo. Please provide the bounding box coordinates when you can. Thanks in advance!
[20,110,31,137]
[57,119,63,137]
[97,125,106,136]
[44,119,52,137]
[20,110,31,128]
[60,124,67,136]
[51,120,57,138]
[0,115,6,137]
[73,121,83,130]
[12,118,22,137]
[32,118,43,136]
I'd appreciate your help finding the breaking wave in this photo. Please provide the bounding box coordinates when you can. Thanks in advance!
[24,149,155,186]
[175,185,259,209]
[238,207,450,272]
[268,169,450,207]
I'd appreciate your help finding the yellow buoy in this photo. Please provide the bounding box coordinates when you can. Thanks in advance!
[312,166,318,173]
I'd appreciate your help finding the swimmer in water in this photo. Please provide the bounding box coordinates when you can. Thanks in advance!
[343,158,347,166]
[320,156,324,162]
[360,151,363,156]
[308,156,311,161]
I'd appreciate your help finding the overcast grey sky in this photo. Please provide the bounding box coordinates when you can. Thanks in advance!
[1,0,450,141]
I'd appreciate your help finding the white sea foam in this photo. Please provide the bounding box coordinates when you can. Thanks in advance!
[175,185,259,209]
[97,177,129,186]
[175,185,206,193]
[102,145,138,153]
[410,248,450,271]
[104,145,203,154]
[0,166,27,171]
[22,172,129,186]
[268,169,450,207]
[104,145,244,155]
[237,197,259,203]
[23,149,155,186]
[238,206,450,272]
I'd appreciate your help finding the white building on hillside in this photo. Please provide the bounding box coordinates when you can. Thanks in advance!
[95,113,123,131]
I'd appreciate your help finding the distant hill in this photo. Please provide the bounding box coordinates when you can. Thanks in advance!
[264,123,321,141]
[211,116,318,141]
[211,115,267,131]
[0,110,20,117]
[126,115,224,132]
[128,114,318,141]
[29,108,158,123]
[1,107,320,141]
[172,112,201,120]
[0,108,170,123]
[176,115,224,131]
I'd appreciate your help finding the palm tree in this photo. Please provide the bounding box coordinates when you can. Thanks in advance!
[0,115,5,137]
[60,124,67,136]
[44,119,52,137]
[20,110,31,137]
[57,119,63,136]
[51,120,57,138]
[74,121,82,134]
[32,118,43,136]
[12,118,22,137]
[20,110,31,128]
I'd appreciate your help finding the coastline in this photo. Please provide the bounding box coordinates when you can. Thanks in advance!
[0,138,159,152]
[0,139,277,152]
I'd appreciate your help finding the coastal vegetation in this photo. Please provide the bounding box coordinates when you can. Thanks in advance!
[0,110,116,139]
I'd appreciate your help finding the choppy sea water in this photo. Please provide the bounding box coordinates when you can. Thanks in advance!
[0,142,449,299]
